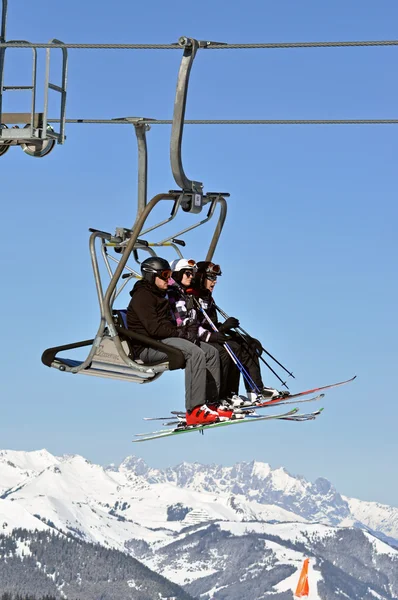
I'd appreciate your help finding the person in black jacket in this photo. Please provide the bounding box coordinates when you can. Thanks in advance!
[126,256,224,426]
[191,261,283,406]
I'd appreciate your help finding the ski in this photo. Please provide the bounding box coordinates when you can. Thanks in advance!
[280,407,324,421]
[133,407,323,443]
[255,392,325,409]
[133,408,299,442]
[163,393,325,422]
[244,375,356,409]
[134,408,324,437]
[151,375,355,423]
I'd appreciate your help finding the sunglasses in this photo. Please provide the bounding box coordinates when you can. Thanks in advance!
[157,269,172,281]
[206,274,218,281]
[182,270,195,278]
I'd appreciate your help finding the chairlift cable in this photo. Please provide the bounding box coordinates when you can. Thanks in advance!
[47,118,398,125]
[2,39,398,49]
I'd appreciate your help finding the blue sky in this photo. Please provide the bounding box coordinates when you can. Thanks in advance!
[1,0,397,506]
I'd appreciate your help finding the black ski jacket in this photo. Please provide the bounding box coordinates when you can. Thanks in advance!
[127,280,181,356]
[196,289,220,331]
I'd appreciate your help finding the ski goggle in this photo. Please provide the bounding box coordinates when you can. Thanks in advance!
[205,274,218,281]
[206,263,222,275]
[185,259,197,268]
[156,269,172,281]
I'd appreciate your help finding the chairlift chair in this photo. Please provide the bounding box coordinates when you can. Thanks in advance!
[42,37,230,385]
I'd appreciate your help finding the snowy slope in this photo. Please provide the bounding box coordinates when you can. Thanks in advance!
[140,520,398,599]
[0,449,59,494]
[345,495,398,545]
[0,499,51,535]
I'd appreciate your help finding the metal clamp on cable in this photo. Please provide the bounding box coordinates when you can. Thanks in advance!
[180,192,204,214]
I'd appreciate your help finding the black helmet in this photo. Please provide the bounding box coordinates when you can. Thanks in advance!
[141,257,172,283]
[195,261,222,289]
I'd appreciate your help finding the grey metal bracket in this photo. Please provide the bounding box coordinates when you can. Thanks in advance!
[170,36,203,196]
[42,38,68,145]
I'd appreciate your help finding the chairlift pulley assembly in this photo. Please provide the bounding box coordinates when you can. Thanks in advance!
[0,0,68,158]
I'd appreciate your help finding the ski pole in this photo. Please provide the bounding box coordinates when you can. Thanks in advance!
[199,305,260,394]
[192,298,261,394]
[215,304,295,380]
[214,306,291,390]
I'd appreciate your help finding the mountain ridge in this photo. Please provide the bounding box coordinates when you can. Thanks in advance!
[0,449,396,599]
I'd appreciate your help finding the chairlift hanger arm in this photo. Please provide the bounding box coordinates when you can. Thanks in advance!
[170,37,203,194]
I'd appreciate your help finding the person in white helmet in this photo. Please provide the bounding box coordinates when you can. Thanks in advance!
[168,258,237,419]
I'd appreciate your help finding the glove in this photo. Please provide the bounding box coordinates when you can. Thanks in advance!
[208,331,230,344]
[246,336,263,357]
[218,316,240,333]
[177,323,199,344]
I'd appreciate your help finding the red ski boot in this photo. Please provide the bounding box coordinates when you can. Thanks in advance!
[186,404,225,426]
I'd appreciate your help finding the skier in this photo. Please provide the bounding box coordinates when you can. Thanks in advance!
[190,261,284,405]
[126,256,225,425]
[167,258,237,419]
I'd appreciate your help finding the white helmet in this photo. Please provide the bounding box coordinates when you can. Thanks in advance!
[170,258,197,273]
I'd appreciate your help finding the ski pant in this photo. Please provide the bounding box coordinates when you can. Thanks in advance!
[208,337,263,398]
[139,338,220,412]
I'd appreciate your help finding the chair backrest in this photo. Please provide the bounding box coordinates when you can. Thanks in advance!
[115,309,128,328]
[112,309,185,371]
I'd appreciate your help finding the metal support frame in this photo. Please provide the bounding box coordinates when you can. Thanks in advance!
[0,0,68,155]
[42,36,230,385]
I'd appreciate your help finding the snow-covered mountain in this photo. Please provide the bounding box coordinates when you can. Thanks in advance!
[0,449,397,600]
[118,455,398,543]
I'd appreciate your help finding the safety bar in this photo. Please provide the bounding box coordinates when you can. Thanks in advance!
[78,225,164,374]
[157,194,227,245]
[103,193,178,364]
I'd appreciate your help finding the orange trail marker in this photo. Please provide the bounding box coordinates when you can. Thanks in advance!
[295,558,310,597]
